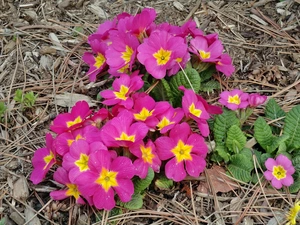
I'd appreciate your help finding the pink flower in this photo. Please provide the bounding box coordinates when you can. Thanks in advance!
[155,104,184,134]
[130,140,161,179]
[264,154,295,189]
[100,72,144,109]
[84,108,109,128]
[100,110,148,148]
[75,150,135,210]
[189,35,223,62]
[106,31,139,76]
[137,30,188,79]
[50,167,86,204]
[50,101,92,134]
[248,93,267,107]
[82,41,108,82]
[54,125,101,156]
[155,123,207,181]
[62,140,107,182]
[131,93,159,129]
[219,89,249,110]
[30,134,56,184]
[215,54,235,77]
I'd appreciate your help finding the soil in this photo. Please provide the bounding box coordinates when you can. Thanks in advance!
[0,0,299,224]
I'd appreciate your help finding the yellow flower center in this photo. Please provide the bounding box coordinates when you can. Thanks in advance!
[134,108,154,121]
[96,168,118,192]
[153,47,172,65]
[272,165,286,180]
[199,50,211,60]
[43,151,55,170]
[75,153,89,172]
[171,140,193,163]
[118,64,129,73]
[115,132,135,142]
[94,53,106,69]
[189,103,202,118]
[157,117,174,130]
[114,85,129,100]
[66,183,81,200]
[141,145,155,164]
[66,116,82,128]
[67,134,84,146]
[121,45,134,63]
[228,95,241,105]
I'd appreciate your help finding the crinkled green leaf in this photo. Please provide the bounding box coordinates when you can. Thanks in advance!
[283,105,300,149]
[265,98,285,120]
[0,102,6,116]
[213,109,240,145]
[226,125,247,154]
[199,80,220,93]
[228,154,254,182]
[215,144,230,162]
[254,117,277,153]
[133,168,154,193]
[122,193,144,210]
[198,65,216,82]
[14,89,23,103]
[155,175,174,190]
[151,79,170,102]
[292,155,300,171]
[289,172,300,193]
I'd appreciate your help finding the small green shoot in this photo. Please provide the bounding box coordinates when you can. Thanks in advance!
[14,89,38,109]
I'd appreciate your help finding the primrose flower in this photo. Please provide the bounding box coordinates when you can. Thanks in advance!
[84,108,109,128]
[30,134,56,184]
[155,104,184,134]
[50,101,92,134]
[286,201,300,225]
[100,72,144,109]
[215,53,235,77]
[100,110,148,148]
[63,140,107,183]
[155,122,208,182]
[106,31,139,76]
[50,167,86,204]
[264,154,295,189]
[137,30,188,79]
[219,89,249,110]
[54,125,101,156]
[189,35,223,63]
[248,93,267,107]
[75,150,135,210]
[82,41,108,82]
[130,140,161,179]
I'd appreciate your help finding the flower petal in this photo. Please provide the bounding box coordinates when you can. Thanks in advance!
[185,154,206,177]
[93,187,115,210]
[265,158,276,171]
[114,179,134,202]
[165,158,186,182]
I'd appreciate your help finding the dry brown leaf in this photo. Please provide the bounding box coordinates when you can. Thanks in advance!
[197,165,239,194]
[50,92,96,108]
[13,175,29,201]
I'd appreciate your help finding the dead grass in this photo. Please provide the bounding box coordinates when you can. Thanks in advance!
[0,0,299,224]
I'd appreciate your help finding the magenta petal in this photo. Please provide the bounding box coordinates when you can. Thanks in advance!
[276,155,292,169]
[155,137,175,160]
[133,159,149,179]
[114,179,134,202]
[93,188,115,210]
[165,158,186,182]
[111,157,135,179]
[185,155,206,177]
[265,158,276,171]
[50,190,67,200]
[30,168,46,184]
[281,175,294,187]
[53,167,69,184]
[271,178,283,189]
[263,171,273,181]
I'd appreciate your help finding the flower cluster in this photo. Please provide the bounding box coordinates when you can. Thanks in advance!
[82,8,234,82]
[29,8,237,210]
[219,89,267,110]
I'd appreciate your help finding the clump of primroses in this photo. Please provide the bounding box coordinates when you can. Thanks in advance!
[30,8,237,210]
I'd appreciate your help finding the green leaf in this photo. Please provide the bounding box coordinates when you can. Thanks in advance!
[0,218,5,225]
[169,68,201,106]
[155,175,174,190]
[133,168,154,193]
[283,105,300,149]
[292,155,300,171]
[24,91,37,108]
[213,109,240,145]
[215,144,230,162]
[199,80,220,93]
[226,125,247,154]
[289,172,300,193]
[122,193,144,210]
[254,117,276,153]
[0,102,7,116]
[265,98,285,120]
[151,80,170,102]
[198,66,216,82]
[14,89,23,103]
[227,153,254,182]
